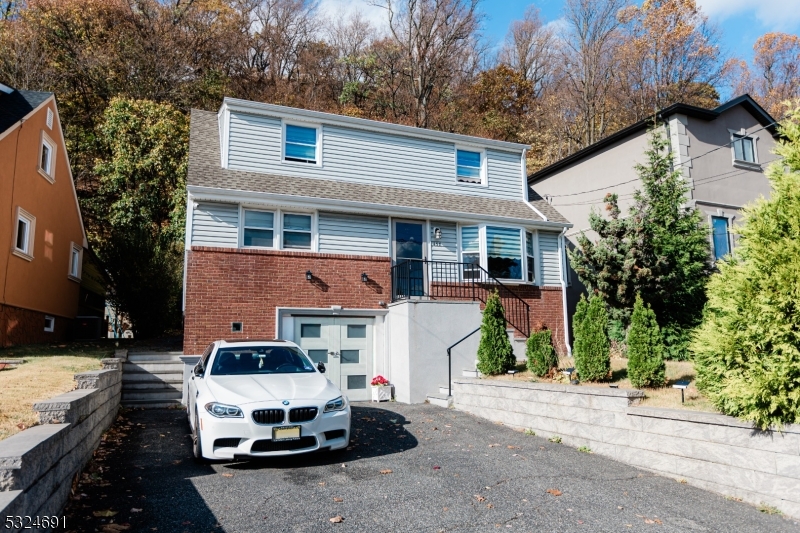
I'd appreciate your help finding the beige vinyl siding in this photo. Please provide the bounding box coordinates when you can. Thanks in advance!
[317,212,389,256]
[191,202,239,247]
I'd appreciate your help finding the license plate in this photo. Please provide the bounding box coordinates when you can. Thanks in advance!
[273,426,301,441]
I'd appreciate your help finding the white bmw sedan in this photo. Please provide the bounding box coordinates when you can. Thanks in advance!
[187,339,351,461]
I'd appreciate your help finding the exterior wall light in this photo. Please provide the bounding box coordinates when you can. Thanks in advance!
[433,227,442,240]
[306,270,313,281]
[361,272,368,283]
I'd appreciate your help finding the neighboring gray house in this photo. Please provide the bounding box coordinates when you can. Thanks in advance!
[528,95,780,327]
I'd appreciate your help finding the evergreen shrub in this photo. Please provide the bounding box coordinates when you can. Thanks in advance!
[526,327,558,377]
[627,295,666,388]
[573,294,610,381]
[476,290,515,375]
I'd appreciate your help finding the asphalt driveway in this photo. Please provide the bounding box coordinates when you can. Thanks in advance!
[64,403,798,532]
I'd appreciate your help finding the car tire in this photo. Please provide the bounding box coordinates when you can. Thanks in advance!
[192,409,208,463]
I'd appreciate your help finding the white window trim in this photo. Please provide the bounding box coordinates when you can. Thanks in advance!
[239,207,277,249]
[38,130,57,183]
[281,211,316,251]
[457,223,531,283]
[281,120,322,167]
[68,242,83,282]
[13,206,35,261]
[44,315,55,333]
[454,146,488,187]
[728,128,760,170]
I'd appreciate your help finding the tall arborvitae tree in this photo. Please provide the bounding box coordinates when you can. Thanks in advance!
[569,129,711,358]
[477,291,516,376]
[627,295,666,388]
[573,294,611,381]
[526,326,559,377]
[691,105,800,429]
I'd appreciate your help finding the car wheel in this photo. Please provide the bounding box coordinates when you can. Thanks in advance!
[192,409,208,463]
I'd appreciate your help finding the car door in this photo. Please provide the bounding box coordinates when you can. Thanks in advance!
[189,343,215,427]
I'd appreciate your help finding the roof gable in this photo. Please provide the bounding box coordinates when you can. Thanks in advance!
[0,87,53,136]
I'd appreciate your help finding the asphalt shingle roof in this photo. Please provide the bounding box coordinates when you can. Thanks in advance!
[0,87,52,134]
[188,109,570,225]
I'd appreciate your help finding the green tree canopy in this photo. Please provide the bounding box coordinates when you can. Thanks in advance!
[691,104,800,429]
[87,97,188,337]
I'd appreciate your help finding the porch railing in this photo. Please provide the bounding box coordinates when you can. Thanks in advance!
[390,259,531,338]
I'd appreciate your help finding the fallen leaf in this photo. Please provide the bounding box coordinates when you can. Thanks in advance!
[433,466,441,470]
[379,469,393,474]
[333,497,343,503]
[507,445,519,449]
[475,495,486,502]
[102,525,130,533]
[546,489,562,497]
[93,510,118,517]
[654,519,663,524]
[644,519,655,524]
[318,482,326,486]
[488,443,499,448]
[487,503,494,509]
[329,515,344,523]
[221,473,233,478]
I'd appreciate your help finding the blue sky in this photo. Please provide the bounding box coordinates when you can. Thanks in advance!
[323,0,800,64]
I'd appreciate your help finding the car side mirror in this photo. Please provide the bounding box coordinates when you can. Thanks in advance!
[193,365,204,377]
[317,362,326,373]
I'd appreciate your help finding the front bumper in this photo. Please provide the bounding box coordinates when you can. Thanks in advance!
[198,402,351,459]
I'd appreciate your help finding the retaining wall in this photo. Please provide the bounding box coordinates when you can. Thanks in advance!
[0,350,126,530]
[453,378,800,518]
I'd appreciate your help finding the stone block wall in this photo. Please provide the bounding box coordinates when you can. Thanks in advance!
[453,378,800,518]
[0,354,125,530]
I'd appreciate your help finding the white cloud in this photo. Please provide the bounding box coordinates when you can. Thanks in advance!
[316,0,389,32]
[698,0,800,31]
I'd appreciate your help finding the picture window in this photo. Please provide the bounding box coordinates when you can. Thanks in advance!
[284,124,318,164]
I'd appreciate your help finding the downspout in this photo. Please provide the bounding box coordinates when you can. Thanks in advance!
[557,227,572,357]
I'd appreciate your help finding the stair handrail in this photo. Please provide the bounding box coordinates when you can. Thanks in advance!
[446,326,481,397]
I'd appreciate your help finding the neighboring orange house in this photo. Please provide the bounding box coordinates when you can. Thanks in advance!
[0,83,91,345]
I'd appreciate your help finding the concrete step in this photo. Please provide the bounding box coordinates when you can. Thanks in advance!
[462,369,479,378]
[122,381,182,392]
[127,354,184,363]
[122,372,183,382]
[121,389,182,402]
[121,398,184,409]
[438,385,454,395]
[123,362,184,373]
[127,351,184,356]
[426,394,453,408]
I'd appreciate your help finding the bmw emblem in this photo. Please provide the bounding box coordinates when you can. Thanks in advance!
[282,400,290,406]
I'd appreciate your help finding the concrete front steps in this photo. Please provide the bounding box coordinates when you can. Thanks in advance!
[122,352,185,408]
[427,369,482,407]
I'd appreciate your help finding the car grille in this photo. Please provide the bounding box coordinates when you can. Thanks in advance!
[250,436,317,453]
[289,407,318,423]
[324,429,346,441]
[213,438,241,448]
[252,409,285,425]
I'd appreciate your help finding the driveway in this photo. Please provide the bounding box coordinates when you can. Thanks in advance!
[64,404,798,532]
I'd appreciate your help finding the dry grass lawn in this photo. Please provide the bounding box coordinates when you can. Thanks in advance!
[0,343,112,441]
[489,357,716,413]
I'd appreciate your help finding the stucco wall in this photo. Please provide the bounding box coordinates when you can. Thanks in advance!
[453,379,800,519]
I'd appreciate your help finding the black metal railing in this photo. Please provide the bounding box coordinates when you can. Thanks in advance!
[390,259,531,337]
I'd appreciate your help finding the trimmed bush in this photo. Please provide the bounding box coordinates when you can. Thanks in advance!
[573,294,610,381]
[691,105,800,429]
[526,327,558,377]
[476,290,515,375]
[627,295,666,388]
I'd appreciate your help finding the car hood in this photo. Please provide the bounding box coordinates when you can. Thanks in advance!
[205,372,340,405]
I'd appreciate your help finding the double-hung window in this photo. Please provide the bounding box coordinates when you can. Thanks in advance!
[243,210,274,248]
[13,207,35,260]
[456,149,483,184]
[460,226,481,279]
[711,216,730,260]
[486,227,522,280]
[69,243,82,280]
[732,134,756,164]
[39,132,56,182]
[526,232,535,283]
[284,124,318,164]
[283,213,312,250]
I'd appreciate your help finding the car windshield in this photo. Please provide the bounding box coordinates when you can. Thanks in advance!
[209,346,317,375]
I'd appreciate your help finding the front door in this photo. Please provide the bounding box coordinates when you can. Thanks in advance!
[393,220,426,297]
[294,317,373,402]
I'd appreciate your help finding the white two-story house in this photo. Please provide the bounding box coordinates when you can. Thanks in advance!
[183,98,572,403]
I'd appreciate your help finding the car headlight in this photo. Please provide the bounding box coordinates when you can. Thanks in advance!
[324,396,346,413]
[205,402,243,418]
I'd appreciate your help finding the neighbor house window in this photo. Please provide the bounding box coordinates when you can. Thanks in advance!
[712,216,730,260]
[526,231,535,283]
[44,315,55,332]
[456,149,483,184]
[13,207,35,260]
[284,124,318,164]
[732,134,756,163]
[68,243,82,280]
[39,132,56,181]
[460,226,480,280]
[486,226,522,280]
[282,213,312,249]
[243,209,274,248]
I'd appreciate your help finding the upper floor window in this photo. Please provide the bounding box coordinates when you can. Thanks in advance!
[69,243,82,281]
[39,132,56,182]
[711,216,730,260]
[486,226,522,280]
[456,149,483,184]
[284,124,318,164]
[732,134,755,163]
[243,209,274,248]
[526,232,535,283]
[283,213,312,249]
[14,207,35,260]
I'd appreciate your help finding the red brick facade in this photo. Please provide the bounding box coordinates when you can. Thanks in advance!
[183,247,565,355]
[0,303,68,346]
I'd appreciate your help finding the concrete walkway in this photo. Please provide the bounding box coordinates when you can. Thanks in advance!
[63,404,799,532]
